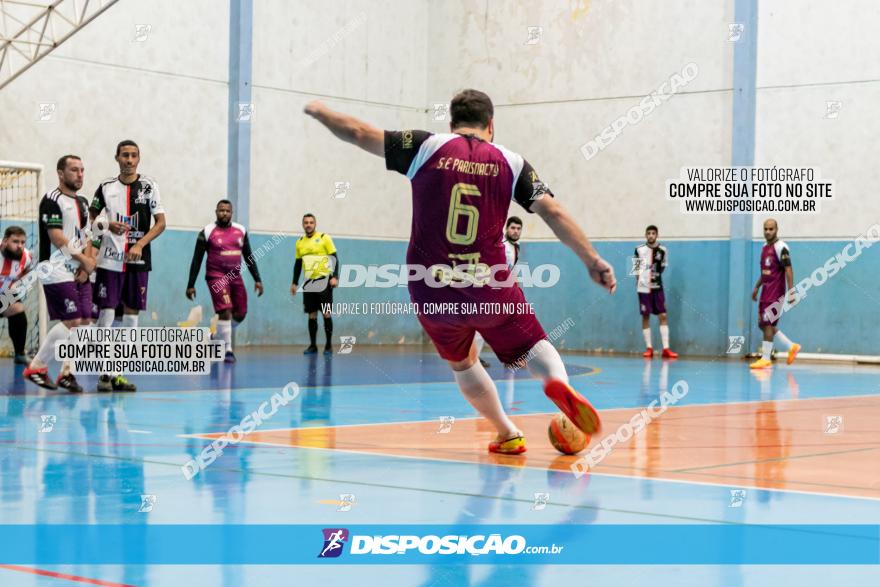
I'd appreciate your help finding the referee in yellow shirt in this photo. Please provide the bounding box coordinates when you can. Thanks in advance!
[290,213,339,354]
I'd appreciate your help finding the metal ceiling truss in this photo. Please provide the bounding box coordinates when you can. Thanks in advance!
[0,0,119,91]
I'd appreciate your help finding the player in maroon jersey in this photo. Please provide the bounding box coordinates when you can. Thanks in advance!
[186,199,263,363]
[750,218,800,368]
[304,89,616,455]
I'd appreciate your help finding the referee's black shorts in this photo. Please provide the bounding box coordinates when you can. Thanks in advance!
[302,277,333,314]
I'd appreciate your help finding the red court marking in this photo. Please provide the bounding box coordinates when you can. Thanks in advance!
[0,564,137,586]
[193,395,880,499]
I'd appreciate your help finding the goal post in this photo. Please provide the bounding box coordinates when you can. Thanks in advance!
[0,161,48,356]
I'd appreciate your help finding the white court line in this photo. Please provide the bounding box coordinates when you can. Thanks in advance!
[188,434,880,504]
[128,429,153,434]
[177,393,880,503]
[178,391,880,435]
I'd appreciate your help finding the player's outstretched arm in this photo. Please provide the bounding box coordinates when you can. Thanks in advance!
[304,100,384,157]
[532,196,616,293]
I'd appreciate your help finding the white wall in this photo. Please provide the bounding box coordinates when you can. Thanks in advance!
[0,0,228,230]
[754,0,880,239]
[250,0,427,237]
[4,0,875,242]
[426,0,735,240]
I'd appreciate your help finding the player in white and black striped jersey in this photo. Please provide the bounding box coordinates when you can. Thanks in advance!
[0,226,37,364]
[635,225,677,359]
[89,140,167,392]
[23,155,96,392]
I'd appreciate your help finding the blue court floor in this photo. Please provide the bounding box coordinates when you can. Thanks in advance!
[0,347,878,586]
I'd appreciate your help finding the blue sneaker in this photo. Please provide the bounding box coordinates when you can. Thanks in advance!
[323,345,333,356]
[303,345,318,355]
[224,351,237,363]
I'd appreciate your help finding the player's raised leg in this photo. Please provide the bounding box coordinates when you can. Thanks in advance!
[485,312,603,438]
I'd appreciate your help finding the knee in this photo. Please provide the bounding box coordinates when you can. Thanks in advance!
[449,356,477,372]
[232,313,246,323]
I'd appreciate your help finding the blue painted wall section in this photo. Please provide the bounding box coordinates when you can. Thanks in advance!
[728,0,758,352]
[227,0,253,227]
[140,230,878,356]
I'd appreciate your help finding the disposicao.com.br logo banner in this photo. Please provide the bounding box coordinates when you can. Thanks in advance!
[316,527,563,559]
[0,525,876,565]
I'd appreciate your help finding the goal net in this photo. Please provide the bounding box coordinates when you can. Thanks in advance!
[0,162,47,357]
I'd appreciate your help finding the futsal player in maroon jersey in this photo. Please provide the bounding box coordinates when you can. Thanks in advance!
[186,199,263,363]
[750,218,800,368]
[304,90,616,454]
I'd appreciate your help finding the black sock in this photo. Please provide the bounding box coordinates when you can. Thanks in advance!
[323,317,333,347]
[308,318,318,346]
[7,312,27,355]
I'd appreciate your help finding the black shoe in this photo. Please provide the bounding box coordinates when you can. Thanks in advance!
[479,358,490,368]
[13,353,32,365]
[57,373,83,393]
[224,351,237,363]
[303,345,318,355]
[111,375,136,392]
[98,374,136,392]
[24,366,57,390]
[323,345,333,356]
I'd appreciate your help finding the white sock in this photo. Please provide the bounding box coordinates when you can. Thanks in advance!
[660,325,670,350]
[31,322,70,369]
[69,323,94,374]
[453,362,518,438]
[473,332,485,355]
[217,319,232,353]
[774,331,794,351]
[501,369,515,411]
[122,314,139,328]
[642,328,652,349]
[97,309,115,327]
[525,339,569,384]
[762,340,773,361]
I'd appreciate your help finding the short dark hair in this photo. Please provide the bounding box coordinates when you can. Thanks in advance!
[115,139,139,157]
[3,226,26,239]
[216,199,233,208]
[645,225,659,233]
[449,89,494,130]
[56,155,81,171]
[303,213,316,221]
[506,216,523,228]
